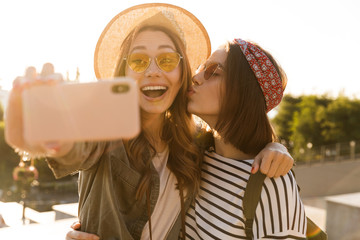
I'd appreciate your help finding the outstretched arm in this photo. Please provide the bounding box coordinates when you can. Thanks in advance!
[5,75,73,159]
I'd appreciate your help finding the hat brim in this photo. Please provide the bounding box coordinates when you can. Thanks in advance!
[94,3,211,79]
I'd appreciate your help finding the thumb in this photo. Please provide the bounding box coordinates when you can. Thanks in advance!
[71,221,81,230]
[252,155,262,174]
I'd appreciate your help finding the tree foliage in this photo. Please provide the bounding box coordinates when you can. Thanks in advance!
[272,94,360,160]
[0,121,74,198]
[0,103,3,122]
[272,95,301,142]
[0,121,19,190]
[320,97,360,143]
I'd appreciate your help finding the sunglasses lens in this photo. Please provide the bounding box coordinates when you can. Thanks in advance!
[127,53,150,73]
[204,64,219,80]
[156,52,181,72]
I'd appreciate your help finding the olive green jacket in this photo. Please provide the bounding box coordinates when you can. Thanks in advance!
[47,140,191,240]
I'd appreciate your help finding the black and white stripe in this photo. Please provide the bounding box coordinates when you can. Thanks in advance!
[184,151,306,240]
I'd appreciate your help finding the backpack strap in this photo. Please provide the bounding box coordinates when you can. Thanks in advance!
[243,171,266,239]
[243,171,328,240]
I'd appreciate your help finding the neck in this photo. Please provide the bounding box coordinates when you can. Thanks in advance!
[141,112,167,153]
[201,115,255,160]
[213,131,255,160]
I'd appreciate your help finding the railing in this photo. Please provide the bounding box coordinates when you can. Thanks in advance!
[294,140,360,164]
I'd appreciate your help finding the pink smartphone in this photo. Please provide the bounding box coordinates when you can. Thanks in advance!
[22,77,140,144]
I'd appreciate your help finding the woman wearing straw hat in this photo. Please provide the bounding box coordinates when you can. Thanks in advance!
[5,3,293,240]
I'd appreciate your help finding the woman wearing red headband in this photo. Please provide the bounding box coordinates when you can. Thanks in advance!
[183,39,307,239]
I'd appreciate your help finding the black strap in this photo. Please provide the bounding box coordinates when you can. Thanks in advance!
[243,171,266,239]
[146,187,153,240]
[179,181,186,240]
[243,171,327,240]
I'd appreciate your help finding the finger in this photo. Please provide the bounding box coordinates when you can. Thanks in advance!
[71,221,81,230]
[66,230,75,240]
[259,152,275,175]
[5,85,26,149]
[251,155,261,174]
[271,153,290,178]
[66,230,99,240]
[274,159,287,178]
[284,160,294,176]
[282,158,292,176]
[277,155,293,177]
[42,141,62,154]
[264,153,282,178]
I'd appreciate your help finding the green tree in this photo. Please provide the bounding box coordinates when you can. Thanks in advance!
[0,103,4,122]
[273,94,360,161]
[290,96,326,157]
[0,121,19,191]
[272,95,301,146]
[0,121,74,196]
[320,96,360,143]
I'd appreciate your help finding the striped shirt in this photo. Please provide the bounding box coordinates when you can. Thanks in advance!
[185,151,307,240]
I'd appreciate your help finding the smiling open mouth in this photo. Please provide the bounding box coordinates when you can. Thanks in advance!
[141,86,168,98]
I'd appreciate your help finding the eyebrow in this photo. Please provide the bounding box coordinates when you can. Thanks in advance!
[159,45,176,51]
[130,45,176,52]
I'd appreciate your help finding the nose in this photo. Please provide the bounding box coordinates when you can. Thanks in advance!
[144,58,161,77]
[192,73,203,86]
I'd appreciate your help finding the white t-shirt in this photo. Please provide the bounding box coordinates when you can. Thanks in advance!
[185,151,307,240]
[141,147,180,240]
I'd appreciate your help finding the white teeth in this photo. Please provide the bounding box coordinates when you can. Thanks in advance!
[141,86,167,91]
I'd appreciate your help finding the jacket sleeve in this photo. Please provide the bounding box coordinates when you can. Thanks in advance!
[46,141,108,179]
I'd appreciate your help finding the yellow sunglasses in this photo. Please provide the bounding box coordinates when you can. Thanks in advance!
[124,52,182,73]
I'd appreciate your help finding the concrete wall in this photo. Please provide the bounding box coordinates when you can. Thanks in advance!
[293,159,360,198]
[326,193,360,240]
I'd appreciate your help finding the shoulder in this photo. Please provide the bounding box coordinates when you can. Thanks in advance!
[260,171,301,215]
[262,171,298,196]
[253,171,307,239]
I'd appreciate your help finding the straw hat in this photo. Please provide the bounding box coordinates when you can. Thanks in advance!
[94,3,211,79]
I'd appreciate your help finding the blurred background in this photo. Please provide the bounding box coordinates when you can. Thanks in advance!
[0,0,359,239]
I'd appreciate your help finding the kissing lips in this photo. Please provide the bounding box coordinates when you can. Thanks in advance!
[187,86,195,97]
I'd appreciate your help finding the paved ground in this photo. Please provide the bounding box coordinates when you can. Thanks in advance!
[0,198,329,239]
[0,201,78,239]
[294,159,360,197]
[1,159,359,239]
[0,217,77,240]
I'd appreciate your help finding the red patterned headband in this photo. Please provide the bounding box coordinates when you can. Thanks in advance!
[233,38,283,112]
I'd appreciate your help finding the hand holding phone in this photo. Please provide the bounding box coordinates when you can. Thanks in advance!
[22,77,140,144]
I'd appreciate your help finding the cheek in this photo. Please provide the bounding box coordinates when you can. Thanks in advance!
[169,69,183,91]
[206,83,222,112]
[210,82,222,101]
[125,68,137,80]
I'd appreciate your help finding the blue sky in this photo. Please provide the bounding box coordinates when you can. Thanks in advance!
[0,0,359,98]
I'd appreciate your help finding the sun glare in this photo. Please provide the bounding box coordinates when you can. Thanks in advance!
[0,0,360,98]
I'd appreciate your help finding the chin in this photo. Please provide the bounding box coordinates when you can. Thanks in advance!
[187,104,196,115]
[141,105,169,115]
[187,107,201,116]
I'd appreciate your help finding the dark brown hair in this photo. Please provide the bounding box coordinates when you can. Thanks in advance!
[215,41,287,155]
[114,25,201,200]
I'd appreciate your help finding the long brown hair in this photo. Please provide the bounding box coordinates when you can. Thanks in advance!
[114,25,202,200]
[215,41,287,155]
